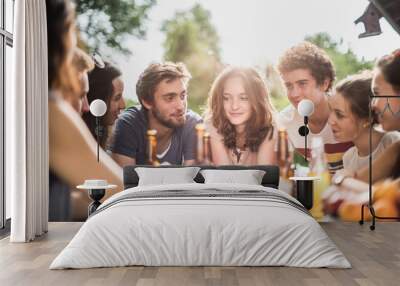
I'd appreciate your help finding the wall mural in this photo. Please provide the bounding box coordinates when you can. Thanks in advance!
[47,0,400,224]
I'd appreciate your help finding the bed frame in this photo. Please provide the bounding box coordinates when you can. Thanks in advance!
[123,165,280,190]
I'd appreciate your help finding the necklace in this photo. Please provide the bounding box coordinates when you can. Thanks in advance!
[232,145,246,163]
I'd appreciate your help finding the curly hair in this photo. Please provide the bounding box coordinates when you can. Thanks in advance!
[206,66,275,152]
[278,42,336,91]
[136,62,191,107]
[376,49,400,92]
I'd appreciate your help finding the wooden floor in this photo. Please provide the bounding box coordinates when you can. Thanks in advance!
[0,222,399,286]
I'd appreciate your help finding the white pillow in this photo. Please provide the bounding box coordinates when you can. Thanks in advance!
[200,169,266,185]
[135,167,201,186]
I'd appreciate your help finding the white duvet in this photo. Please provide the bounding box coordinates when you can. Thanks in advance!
[50,183,351,269]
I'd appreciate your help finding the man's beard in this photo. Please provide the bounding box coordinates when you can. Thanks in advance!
[152,107,186,129]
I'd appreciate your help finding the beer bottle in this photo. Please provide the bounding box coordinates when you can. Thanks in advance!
[308,137,330,219]
[147,129,160,166]
[203,132,212,165]
[195,123,205,164]
[277,129,290,178]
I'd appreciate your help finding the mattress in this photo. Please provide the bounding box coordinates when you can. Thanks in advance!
[50,183,351,269]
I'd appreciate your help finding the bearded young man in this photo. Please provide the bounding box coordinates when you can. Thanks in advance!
[110,62,202,167]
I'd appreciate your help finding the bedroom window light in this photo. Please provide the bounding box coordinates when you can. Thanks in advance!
[0,0,13,233]
[0,37,3,230]
[5,0,13,33]
[0,0,4,230]
[4,44,12,221]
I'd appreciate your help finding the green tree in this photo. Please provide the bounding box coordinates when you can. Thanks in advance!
[75,0,156,55]
[161,4,222,114]
[265,64,288,112]
[125,98,139,109]
[305,32,374,81]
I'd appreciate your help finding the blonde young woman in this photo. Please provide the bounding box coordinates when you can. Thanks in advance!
[205,66,277,165]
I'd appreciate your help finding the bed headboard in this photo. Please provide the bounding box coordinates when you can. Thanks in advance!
[123,165,280,190]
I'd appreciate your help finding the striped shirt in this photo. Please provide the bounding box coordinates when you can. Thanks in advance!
[277,105,353,174]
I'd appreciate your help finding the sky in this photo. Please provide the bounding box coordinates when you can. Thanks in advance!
[109,0,400,100]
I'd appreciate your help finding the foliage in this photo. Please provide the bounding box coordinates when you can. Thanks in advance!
[265,64,289,112]
[74,0,156,55]
[161,4,222,114]
[125,98,139,109]
[305,32,374,81]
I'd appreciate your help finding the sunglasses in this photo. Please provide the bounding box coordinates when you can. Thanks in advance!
[371,95,400,119]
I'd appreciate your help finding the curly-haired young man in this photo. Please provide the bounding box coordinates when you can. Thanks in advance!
[110,62,202,166]
[277,42,353,173]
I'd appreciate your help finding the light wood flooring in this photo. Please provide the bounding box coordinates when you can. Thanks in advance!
[0,222,399,286]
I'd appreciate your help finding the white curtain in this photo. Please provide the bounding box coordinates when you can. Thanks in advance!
[8,0,48,242]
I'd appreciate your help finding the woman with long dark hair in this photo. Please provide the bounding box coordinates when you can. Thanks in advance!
[46,0,80,98]
[347,50,400,181]
[328,71,400,173]
[47,0,123,221]
[325,50,400,221]
[83,61,126,149]
[330,50,400,185]
[368,49,400,180]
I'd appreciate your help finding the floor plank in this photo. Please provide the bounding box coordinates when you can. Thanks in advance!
[0,222,399,286]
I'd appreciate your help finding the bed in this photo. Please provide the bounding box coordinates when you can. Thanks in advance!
[50,165,350,269]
